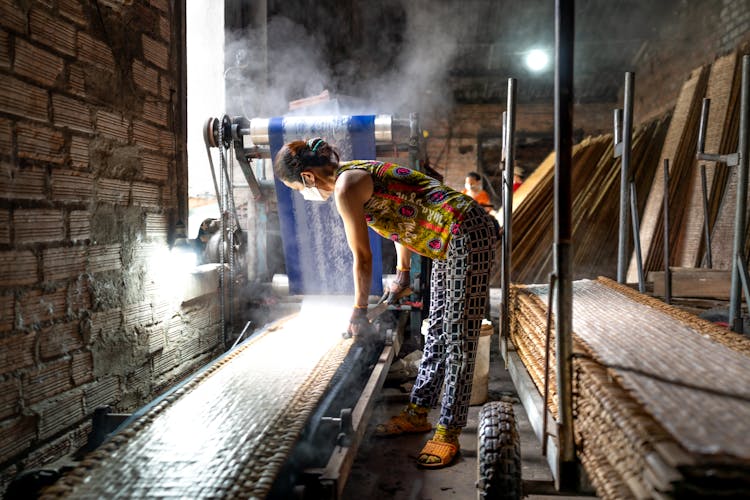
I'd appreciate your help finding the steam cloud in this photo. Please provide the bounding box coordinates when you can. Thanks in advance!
[224,1,472,118]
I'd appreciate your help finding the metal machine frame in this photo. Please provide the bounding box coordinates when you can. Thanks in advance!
[199,113,431,496]
[201,113,429,343]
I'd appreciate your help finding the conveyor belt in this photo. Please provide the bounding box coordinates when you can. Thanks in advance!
[40,308,359,499]
[511,277,750,498]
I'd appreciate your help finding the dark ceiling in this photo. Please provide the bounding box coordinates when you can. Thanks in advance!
[228,0,684,115]
[447,0,679,103]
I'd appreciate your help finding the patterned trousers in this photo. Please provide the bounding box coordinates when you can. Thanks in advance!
[410,204,498,428]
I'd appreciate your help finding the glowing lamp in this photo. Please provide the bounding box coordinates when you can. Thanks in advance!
[525,49,549,72]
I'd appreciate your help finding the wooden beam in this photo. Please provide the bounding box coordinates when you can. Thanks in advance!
[649,267,732,298]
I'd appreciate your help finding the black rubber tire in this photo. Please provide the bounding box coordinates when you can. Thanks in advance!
[476,400,522,500]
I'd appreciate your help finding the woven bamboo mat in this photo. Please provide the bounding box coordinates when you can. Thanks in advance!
[511,278,750,497]
[525,277,750,459]
[40,313,353,499]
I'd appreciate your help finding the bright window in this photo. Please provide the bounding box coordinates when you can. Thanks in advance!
[186,0,224,238]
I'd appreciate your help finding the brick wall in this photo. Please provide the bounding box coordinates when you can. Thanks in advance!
[633,0,750,124]
[425,0,750,196]
[0,0,222,492]
[423,101,614,193]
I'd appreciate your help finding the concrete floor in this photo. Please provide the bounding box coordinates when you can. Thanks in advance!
[341,333,597,500]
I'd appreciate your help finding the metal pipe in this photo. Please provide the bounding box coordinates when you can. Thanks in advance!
[697,99,739,165]
[541,273,558,458]
[737,254,750,319]
[554,0,576,488]
[409,112,420,171]
[501,79,516,357]
[730,54,750,334]
[374,114,394,143]
[617,72,635,283]
[700,164,713,268]
[230,321,253,350]
[613,108,622,146]
[663,159,672,305]
[629,181,645,292]
[408,113,428,339]
[244,114,401,146]
[500,110,508,345]
[501,111,508,163]
[228,146,236,333]
[697,98,711,156]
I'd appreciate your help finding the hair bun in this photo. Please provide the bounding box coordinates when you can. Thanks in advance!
[307,137,326,153]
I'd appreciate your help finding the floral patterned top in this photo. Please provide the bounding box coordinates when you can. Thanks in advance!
[336,160,475,259]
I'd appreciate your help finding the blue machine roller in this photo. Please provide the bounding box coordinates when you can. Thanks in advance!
[267,115,383,295]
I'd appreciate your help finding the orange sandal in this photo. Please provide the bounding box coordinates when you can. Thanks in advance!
[417,439,460,468]
[373,414,432,437]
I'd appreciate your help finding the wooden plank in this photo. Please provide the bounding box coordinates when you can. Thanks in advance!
[649,267,731,298]
[706,52,743,270]
[628,65,709,283]
[674,52,740,268]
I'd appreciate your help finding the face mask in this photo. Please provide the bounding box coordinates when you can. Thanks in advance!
[465,182,477,192]
[301,176,325,202]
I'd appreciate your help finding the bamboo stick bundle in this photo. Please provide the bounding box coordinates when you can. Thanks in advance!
[571,138,619,276]
[506,116,668,285]
[575,354,687,499]
[571,118,668,280]
[675,51,741,268]
[509,137,612,284]
[506,151,556,283]
[628,66,709,283]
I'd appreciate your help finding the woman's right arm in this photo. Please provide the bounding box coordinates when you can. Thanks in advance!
[335,170,375,308]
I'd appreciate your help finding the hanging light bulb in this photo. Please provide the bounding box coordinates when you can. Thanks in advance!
[525,49,549,72]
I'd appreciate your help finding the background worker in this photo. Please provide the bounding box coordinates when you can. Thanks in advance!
[274,137,497,469]
[513,166,524,192]
[461,171,493,212]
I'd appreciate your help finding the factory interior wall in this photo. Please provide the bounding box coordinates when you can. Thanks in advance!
[632,0,750,124]
[423,101,615,193]
[425,0,750,196]
[0,0,223,493]
[0,0,749,496]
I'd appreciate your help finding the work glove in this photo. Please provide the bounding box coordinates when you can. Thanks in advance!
[344,307,375,341]
[378,268,412,305]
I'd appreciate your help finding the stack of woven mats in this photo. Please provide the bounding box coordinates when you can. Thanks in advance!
[510,277,750,499]
[40,314,353,499]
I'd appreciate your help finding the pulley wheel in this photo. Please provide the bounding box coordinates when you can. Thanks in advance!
[203,115,233,149]
[203,117,220,148]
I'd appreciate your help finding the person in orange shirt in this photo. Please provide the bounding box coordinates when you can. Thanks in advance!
[513,166,524,192]
[461,172,493,212]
